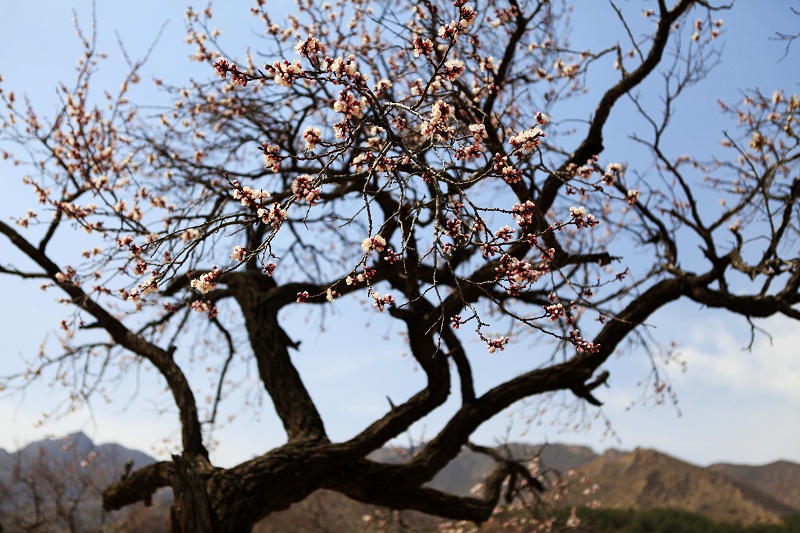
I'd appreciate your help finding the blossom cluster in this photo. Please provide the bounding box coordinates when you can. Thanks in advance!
[603,162,624,186]
[291,175,321,205]
[372,78,392,98]
[383,249,400,264]
[257,203,288,227]
[691,18,723,42]
[346,268,376,286]
[333,90,367,120]
[262,143,282,172]
[230,246,246,262]
[486,336,509,354]
[322,54,362,81]
[294,34,325,59]
[351,151,397,173]
[262,262,277,276]
[14,209,39,228]
[495,254,548,296]
[232,184,271,207]
[360,234,387,253]
[212,58,247,86]
[495,225,515,242]
[264,59,304,87]
[55,266,79,286]
[420,100,455,140]
[469,123,487,140]
[436,3,477,41]
[325,287,341,302]
[568,206,598,229]
[495,162,523,184]
[302,126,322,151]
[511,201,536,227]
[190,267,222,294]
[568,329,600,353]
[442,59,465,81]
[543,302,565,321]
[372,292,395,312]
[181,229,199,243]
[509,127,545,154]
[191,300,218,319]
[412,37,434,58]
[553,58,579,78]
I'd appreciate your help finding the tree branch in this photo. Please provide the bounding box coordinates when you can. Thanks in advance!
[0,219,208,459]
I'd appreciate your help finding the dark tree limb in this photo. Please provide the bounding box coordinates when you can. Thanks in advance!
[324,458,512,524]
[0,219,208,459]
[537,0,698,216]
[103,461,174,511]
[226,270,328,443]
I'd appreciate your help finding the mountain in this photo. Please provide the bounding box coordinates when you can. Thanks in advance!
[8,431,156,473]
[430,442,604,495]
[3,435,799,531]
[0,432,166,533]
[408,444,800,527]
[710,460,800,514]
[266,444,800,531]
[373,442,800,526]
[369,442,605,496]
[572,448,795,526]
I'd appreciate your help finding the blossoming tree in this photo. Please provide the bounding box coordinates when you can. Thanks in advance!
[1,0,798,531]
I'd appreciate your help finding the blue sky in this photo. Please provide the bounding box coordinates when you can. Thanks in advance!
[1,1,799,469]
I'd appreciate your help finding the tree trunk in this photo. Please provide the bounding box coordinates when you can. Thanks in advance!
[170,455,217,533]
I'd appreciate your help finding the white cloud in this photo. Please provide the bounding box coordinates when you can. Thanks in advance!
[679,315,800,401]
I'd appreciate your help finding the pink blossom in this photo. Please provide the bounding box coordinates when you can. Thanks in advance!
[442,59,465,81]
[372,292,395,312]
[302,126,322,151]
[333,91,367,120]
[511,201,536,227]
[262,144,282,172]
[509,127,544,154]
[140,276,159,296]
[291,175,321,205]
[325,288,340,302]
[230,246,246,262]
[412,37,434,58]
[263,262,277,276]
[361,234,387,253]
[190,267,221,294]
[258,203,287,227]
[486,337,509,354]
[232,185,270,207]
[265,59,304,87]
[295,34,324,58]
[191,300,218,319]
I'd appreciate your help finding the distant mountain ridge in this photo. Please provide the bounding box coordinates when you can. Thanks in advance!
[415,443,800,526]
[0,432,162,532]
[1,431,156,472]
[573,448,795,526]
[2,434,799,530]
[710,460,800,513]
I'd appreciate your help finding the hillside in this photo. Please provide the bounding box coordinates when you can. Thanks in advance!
[574,448,794,526]
[710,460,800,513]
[2,435,799,531]
[368,442,606,496]
[6,431,156,473]
[0,433,167,533]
